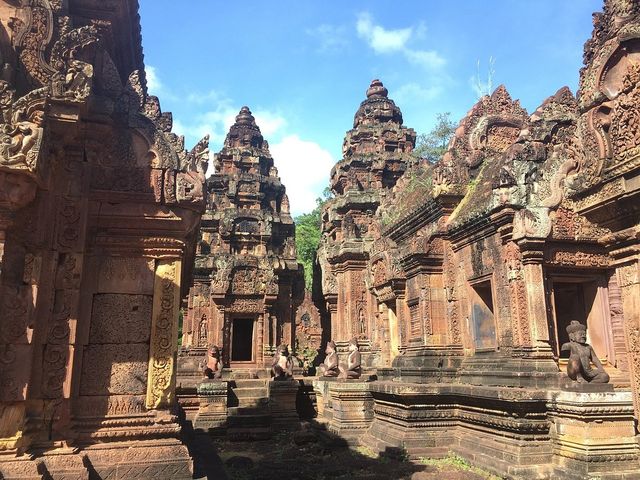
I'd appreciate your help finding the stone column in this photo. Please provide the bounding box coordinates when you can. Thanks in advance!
[519,240,553,356]
[256,312,264,366]
[395,293,408,352]
[326,296,338,341]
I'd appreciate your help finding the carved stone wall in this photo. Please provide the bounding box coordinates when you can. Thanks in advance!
[315,1,640,477]
[0,1,205,477]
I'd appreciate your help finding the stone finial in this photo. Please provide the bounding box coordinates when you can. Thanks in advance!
[235,106,256,126]
[366,79,388,98]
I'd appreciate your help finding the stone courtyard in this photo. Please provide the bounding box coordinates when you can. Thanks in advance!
[0,0,640,479]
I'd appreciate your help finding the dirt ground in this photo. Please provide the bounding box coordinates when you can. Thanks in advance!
[186,424,500,480]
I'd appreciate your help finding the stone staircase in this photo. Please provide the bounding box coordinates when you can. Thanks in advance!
[227,379,271,440]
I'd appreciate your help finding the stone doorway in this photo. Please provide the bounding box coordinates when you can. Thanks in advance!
[547,273,614,365]
[231,318,255,362]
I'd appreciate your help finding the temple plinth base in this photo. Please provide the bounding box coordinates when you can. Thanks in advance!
[322,378,373,444]
[37,447,88,480]
[458,352,561,388]
[193,380,228,434]
[269,379,300,430]
[83,439,192,480]
[361,381,553,477]
[548,390,640,480]
[0,453,41,480]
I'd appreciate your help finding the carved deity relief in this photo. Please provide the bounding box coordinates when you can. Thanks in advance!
[198,315,208,347]
[372,259,387,287]
[231,267,257,294]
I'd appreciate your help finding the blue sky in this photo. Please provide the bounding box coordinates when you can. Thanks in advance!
[139,0,602,216]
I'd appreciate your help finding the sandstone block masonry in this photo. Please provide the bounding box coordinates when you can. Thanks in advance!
[0,0,206,477]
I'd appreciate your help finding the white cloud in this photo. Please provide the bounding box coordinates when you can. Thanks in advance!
[395,82,442,103]
[253,110,287,138]
[270,135,335,216]
[405,49,445,70]
[356,13,412,54]
[355,13,445,72]
[146,65,162,93]
[307,24,349,53]
[177,102,238,148]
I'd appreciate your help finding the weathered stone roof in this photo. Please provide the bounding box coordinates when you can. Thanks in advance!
[353,78,404,128]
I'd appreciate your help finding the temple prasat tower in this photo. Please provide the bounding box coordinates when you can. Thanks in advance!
[317,79,416,366]
[0,0,207,478]
[181,107,304,370]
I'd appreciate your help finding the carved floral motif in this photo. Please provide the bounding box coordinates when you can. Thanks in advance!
[146,261,180,409]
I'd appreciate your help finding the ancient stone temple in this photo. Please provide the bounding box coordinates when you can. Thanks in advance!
[0,0,206,478]
[2,0,640,478]
[181,107,304,370]
[313,1,640,478]
[317,79,416,366]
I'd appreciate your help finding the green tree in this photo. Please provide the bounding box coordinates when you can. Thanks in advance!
[295,188,332,290]
[413,112,456,163]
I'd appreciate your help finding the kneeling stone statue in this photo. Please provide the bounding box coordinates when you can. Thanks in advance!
[271,343,294,381]
[338,337,362,379]
[318,341,339,377]
[562,320,609,384]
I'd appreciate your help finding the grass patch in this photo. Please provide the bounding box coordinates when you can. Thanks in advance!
[353,445,378,459]
[419,453,502,479]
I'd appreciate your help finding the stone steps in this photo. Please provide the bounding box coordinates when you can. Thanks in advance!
[228,406,269,416]
[230,378,267,388]
[235,397,269,409]
[226,379,272,439]
[233,387,268,398]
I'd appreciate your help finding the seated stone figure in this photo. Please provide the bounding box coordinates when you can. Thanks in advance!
[203,345,223,379]
[338,338,362,379]
[318,341,339,377]
[561,321,609,384]
[271,343,293,381]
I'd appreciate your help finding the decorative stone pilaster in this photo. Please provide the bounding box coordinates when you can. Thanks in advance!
[616,260,640,420]
[193,380,228,433]
[519,240,553,356]
[146,259,182,409]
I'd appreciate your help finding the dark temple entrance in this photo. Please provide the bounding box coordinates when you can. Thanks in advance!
[231,318,254,361]
[548,273,614,364]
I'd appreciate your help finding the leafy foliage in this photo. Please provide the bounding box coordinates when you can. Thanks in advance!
[294,187,332,290]
[413,112,456,163]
